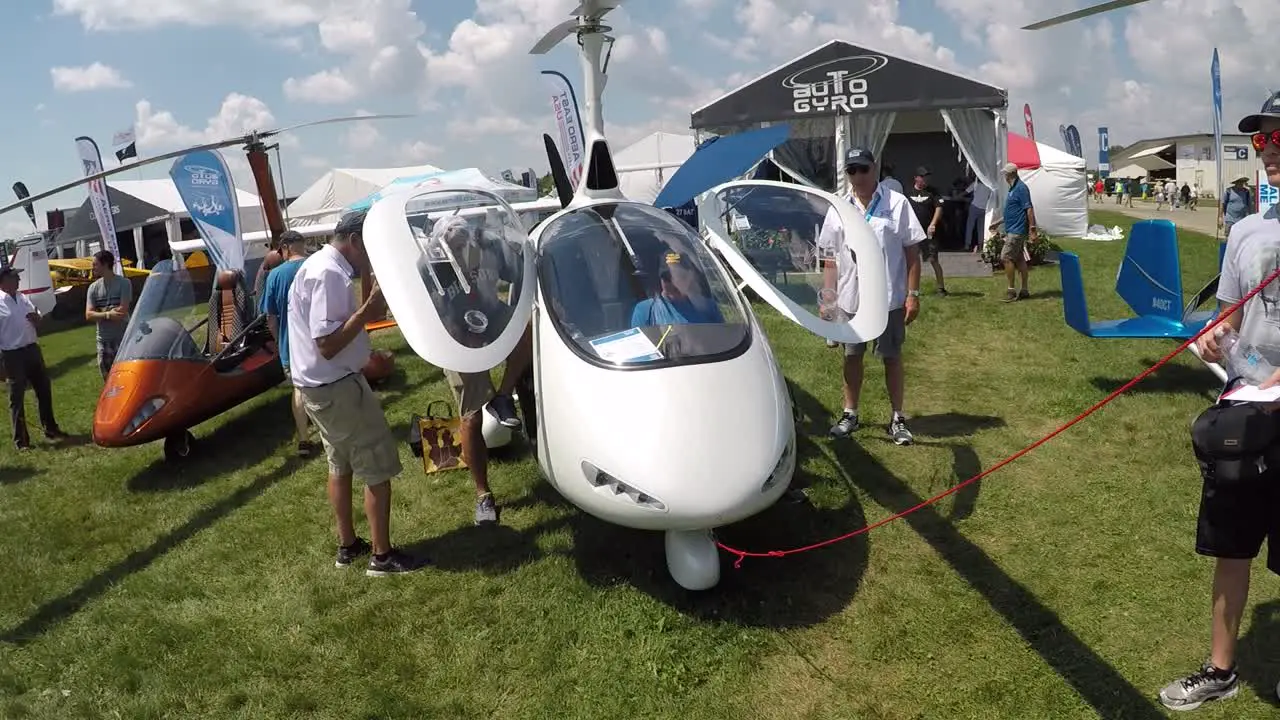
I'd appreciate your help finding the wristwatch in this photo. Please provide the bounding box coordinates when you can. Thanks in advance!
[908,290,920,298]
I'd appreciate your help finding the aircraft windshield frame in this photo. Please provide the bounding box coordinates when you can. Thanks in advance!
[537,202,751,372]
[114,258,207,363]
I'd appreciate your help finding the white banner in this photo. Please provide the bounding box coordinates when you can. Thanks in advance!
[541,70,585,188]
[75,136,122,274]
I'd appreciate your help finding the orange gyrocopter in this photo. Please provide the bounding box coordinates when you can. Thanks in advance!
[0,115,409,461]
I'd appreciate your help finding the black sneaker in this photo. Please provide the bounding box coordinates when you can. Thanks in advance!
[335,537,372,568]
[829,411,859,438]
[486,394,522,429]
[475,493,499,525]
[1158,660,1239,711]
[937,287,949,297]
[889,416,914,446]
[366,548,424,577]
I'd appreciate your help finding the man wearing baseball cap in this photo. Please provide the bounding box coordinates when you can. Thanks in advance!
[817,147,925,446]
[1158,90,1280,712]
[999,162,1035,301]
[287,209,419,576]
[0,266,69,450]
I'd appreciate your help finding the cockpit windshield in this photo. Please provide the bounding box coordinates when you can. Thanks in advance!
[538,203,749,368]
[405,190,530,349]
[115,258,206,363]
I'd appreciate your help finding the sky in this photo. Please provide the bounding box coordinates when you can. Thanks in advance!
[1,0,1276,239]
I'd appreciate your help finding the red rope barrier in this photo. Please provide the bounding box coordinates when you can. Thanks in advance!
[717,263,1280,570]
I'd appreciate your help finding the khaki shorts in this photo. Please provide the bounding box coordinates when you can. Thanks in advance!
[299,374,402,486]
[444,370,495,418]
[835,307,906,359]
[1001,233,1027,262]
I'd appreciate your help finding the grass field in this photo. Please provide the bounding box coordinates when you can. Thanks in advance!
[2,210,1276,719]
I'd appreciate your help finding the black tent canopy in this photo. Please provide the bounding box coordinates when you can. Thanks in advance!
[689,39,1010,236]
[59,186,168,245]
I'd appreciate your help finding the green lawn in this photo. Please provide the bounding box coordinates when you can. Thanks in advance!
[2,210,1277,719]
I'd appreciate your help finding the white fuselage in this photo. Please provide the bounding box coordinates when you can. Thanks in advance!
[530,251,796,533]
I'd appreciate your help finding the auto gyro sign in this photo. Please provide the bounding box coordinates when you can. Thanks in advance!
[783,54,889,114]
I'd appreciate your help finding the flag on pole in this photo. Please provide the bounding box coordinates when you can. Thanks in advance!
[113,127,137,163]
[541,70,586,189]
[1023,103,1036,142]
[1211,48,1223,203]
[75,136,123,274]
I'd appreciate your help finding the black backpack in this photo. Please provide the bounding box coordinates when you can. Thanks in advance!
[1190,393,1280,485]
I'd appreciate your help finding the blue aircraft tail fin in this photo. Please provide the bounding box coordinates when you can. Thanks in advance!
[1115,219,1183,322]
[1059,251,1094,336]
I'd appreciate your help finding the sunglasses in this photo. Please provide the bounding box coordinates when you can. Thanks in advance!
[1252,130,1280,151]
[845,165,873,175]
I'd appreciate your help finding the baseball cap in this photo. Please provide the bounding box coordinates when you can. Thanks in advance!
[1238,90,1280,133]
[334,209,368,236]
[0,267,22,281]
[844,147,876,168]
[915,166,931,177]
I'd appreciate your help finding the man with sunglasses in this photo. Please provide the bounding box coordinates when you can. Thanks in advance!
[818,147,925,446]
[1158,92,1280,712]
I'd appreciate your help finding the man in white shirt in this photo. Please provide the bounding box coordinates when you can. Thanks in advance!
[0,267,68,450]
[818,147,925,446]
[287,209,418,576]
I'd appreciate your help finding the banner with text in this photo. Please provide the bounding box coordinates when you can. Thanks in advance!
[169,148,244,273]
[74,136,122,274]
[541,70,585,189]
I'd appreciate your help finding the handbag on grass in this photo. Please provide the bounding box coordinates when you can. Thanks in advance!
[413,400,467,475]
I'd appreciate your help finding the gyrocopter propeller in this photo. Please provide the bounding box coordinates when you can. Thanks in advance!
[0,113,413,243]
[1022,0,1150,30]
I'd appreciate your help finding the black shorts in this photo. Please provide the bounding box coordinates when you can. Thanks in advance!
[1195,463,1280,574]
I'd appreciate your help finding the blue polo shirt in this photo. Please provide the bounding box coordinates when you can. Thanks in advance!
[1003,179,1033,236]
[631,295,724,326]
[259,258,304,368]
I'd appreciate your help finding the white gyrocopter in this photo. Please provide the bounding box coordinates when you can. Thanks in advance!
[361,0,892,590]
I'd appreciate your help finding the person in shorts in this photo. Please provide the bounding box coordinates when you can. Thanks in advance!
[999,162,1036,302]
[287,209,418,576]
[84,250,132,380]
[1157,91,1280,712]
[817,147,925,446]
[428,216,533,525]
[904,166,948,296]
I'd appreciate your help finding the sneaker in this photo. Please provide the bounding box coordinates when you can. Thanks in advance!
[1002,289,1019,302]
[1158,660,1238,711]
[486,394,522,429]
[45,428,70,441]
[366,548,423,577]
[475,493,500,525]
[297,440,320,458]
[1017,289,1030,300]
[335,537,372,568]
[829,411,859,438]
[889,416,914,446]
[937,287,949,297]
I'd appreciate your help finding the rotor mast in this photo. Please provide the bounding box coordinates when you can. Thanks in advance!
[244,134,286,245]
[577,15,610,141]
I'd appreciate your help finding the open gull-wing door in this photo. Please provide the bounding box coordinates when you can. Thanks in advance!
[363,185,536,374]
[698,180,887,345]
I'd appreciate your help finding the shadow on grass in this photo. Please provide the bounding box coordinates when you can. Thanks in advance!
[126,393,296,493]
[783,382,1165,719]
[1238,599,1280,708]
[1090,358,1221,400]
[1,456,305,645]
[44,352,97,382]
[0,465,37,486]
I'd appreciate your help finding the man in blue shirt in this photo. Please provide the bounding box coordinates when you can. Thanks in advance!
[631,249,724,327]
[1219,175,1254,238]
[1000,162,1037,302]
[260,230,317,457]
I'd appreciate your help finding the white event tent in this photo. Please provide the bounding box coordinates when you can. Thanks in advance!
[286,164,445,226]
[1007,131,1088,238]
[614,131,696,204]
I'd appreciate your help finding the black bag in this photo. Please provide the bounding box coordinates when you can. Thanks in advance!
[1190,396,1280,485]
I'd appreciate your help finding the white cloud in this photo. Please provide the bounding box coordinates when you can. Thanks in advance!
[52,0,323,30]
[283,69,358,103]
[50,62,132,92]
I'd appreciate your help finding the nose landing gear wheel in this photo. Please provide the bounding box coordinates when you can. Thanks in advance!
[163,430,196,462]
[665,529,721,591]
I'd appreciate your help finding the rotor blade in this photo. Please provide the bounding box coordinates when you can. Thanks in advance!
[530,19,578,54]
[267,113,416,136]
[571,0,623,18]
[1022,0,1149,30]
[0,136,250,216]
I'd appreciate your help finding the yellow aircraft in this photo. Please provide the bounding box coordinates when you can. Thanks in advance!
[49,256,152,289]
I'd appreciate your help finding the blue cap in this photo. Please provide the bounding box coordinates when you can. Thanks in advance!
[334,209,367,236]
[844,147,875,168]
[1238,90,1280,133]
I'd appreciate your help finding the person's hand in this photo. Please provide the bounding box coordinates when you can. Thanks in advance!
[1257,368,1280,412]
[927,223,937,238]
[107,307,126,321]
[904,295,920,325]
[363,279,386,317]
[1196,326,1225,364]
[1030,227,1039,242]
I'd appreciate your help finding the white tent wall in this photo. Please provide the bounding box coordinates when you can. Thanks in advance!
[286,164,444,226]
[614,131,696,204]
[108,179,268,236]
[1018,141,1088,238]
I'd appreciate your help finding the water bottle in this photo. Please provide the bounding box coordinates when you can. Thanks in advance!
[1218,327,1277,385]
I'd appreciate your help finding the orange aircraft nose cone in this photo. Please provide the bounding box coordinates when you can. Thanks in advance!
[93,368,138,443]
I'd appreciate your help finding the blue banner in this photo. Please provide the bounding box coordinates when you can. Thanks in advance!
[1066,125,1083,158]
[169,149,243,273]
[1211,47,1223,200]
[1098,127,1110,178]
